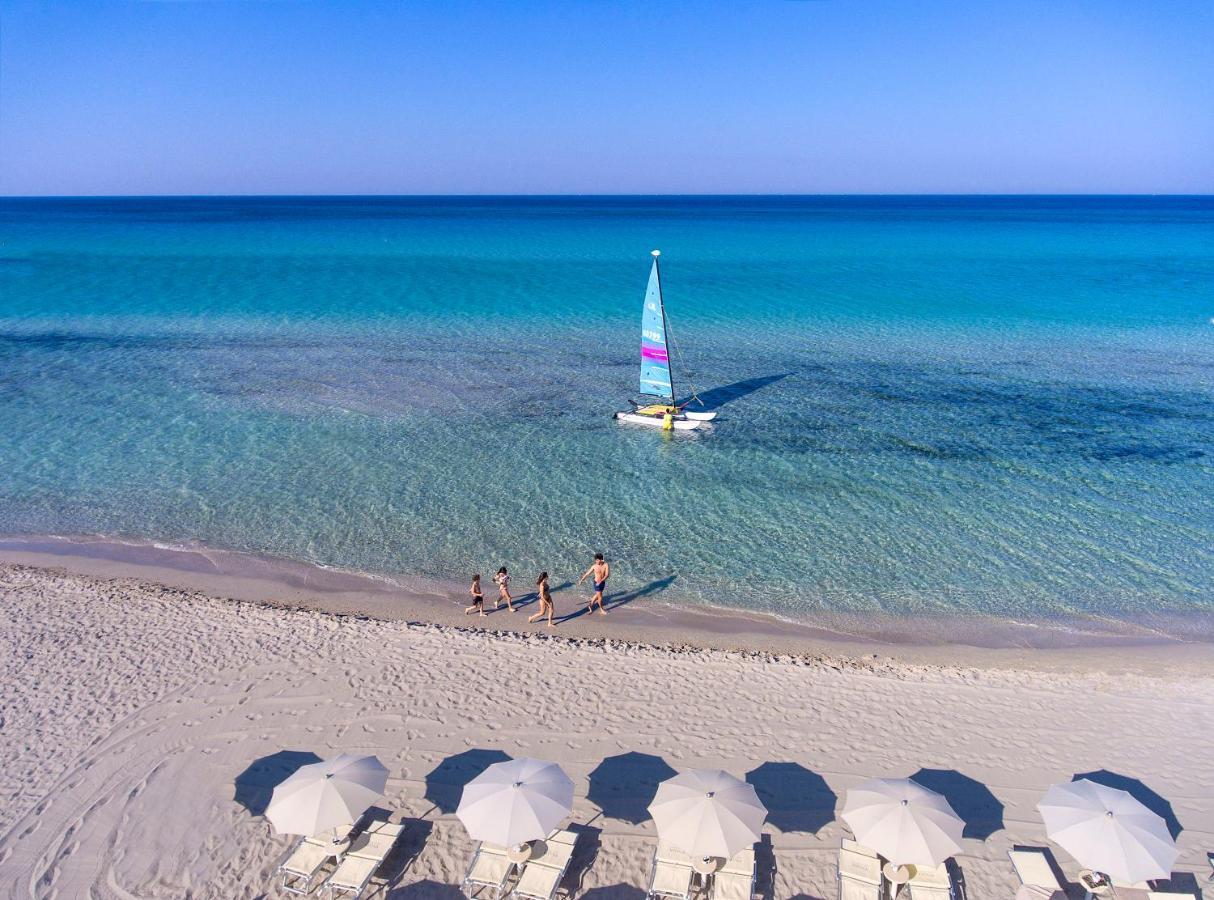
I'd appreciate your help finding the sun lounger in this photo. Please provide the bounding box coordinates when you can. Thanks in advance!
[1009,849,1064,892]
[1148,892,1196,900]
[463,842,514,899]
[323,820,407,898]
[511,833,577,900]
[325,856,379,898]
[714,846,757,900]
[839,839,883,900]
[279,837,334,895]
[907,863,954,900]
[647,843,695,900]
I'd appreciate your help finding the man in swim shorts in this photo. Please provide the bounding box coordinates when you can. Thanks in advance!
[577,552,610,616]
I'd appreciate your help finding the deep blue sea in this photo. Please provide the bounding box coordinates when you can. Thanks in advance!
[1,196,1211,628]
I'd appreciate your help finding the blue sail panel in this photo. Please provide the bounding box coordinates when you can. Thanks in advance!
[639,258,673,400]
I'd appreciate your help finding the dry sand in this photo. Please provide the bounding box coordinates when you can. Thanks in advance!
[1,562,1211,900]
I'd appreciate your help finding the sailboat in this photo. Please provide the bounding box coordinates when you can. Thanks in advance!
[613,250,717,431]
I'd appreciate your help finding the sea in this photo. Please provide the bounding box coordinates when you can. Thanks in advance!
[1,196,1211,637]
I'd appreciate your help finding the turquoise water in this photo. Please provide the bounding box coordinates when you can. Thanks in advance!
[1,196,1212,627]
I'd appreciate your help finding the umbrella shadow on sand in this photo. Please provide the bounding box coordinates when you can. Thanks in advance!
[1073,770,1182,840]
[233,749,322,816]
[378,818,437,896]
[579,888,646,900]
[386,879,466,898]
[560,823,604,897]
[586,752,678,824]
[423,748,512,814]
[746,762,838,835]
[910,768,1005,840]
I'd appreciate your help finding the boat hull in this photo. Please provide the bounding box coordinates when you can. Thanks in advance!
[682,410,718,421]
[614,411,703,430]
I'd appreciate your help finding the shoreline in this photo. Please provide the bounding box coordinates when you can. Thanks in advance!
[3,532,1212,675]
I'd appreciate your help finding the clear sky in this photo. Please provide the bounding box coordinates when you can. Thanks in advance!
[1,0,1211,195]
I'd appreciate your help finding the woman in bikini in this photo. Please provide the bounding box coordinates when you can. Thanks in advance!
[493,566,515,612]
[527,571,556,628]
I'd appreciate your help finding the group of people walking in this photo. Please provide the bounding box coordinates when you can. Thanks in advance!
[465,553,611,628]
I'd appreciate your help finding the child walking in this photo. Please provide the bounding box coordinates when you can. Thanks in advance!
[464,573,486,617]
[527,571,556,628]
[493,566,515,612]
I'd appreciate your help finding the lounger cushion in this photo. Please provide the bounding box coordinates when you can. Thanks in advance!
[839,848,883,885]
[651,861,693,898]
[327,854,379,893]
[546,829,578,845]
[840,876,880,900]
[721,848,755,877]
[348,831,398,860]
[1009,850,1063,891]
[657,843,696,866]
[911,864,951,889]
[515,862,564,900]
[467,851,512,886]
[530,840,574,869]
[842,839,880,858]
[280,840,330,876]
[1017,886,1065,900]
[908,882,951,900]
[714,871,754,900]
[364,820,406,838]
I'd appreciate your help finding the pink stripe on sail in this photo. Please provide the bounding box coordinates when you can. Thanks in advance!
[641,345,668,361]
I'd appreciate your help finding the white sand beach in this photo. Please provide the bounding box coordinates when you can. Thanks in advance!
[1,562,1212,900]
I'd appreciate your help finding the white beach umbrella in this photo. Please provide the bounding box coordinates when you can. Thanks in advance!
[266,753,388,837]
[457,758,574,847]
[841,778,964,866]
[647,769,767,859]
[1038,780,1177,884]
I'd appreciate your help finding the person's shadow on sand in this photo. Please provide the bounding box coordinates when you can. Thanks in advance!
[556,575,676,623]
[494,581,574,614]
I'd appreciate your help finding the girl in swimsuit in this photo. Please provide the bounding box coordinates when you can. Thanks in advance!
[527,571,556,628]
[464,574,486,617]
[493,566,515,611]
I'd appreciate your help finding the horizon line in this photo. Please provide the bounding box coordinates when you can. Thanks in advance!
[3,191,1213,200]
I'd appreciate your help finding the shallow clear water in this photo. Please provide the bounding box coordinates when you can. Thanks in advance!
[1,196,1211,624]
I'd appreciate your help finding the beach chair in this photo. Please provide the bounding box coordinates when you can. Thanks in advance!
[1148,892,1197,900]
[713,845,757,900]
[647,842,695,900]
[323,820,407,898]
[1008,849,1064,893]
[278,836,335,895]
[839,839,883,900]
[907,863,955,900]
[462,842,514,899]
[510,832,578,900]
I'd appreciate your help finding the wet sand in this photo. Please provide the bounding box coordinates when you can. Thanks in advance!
[1,534,1212,676]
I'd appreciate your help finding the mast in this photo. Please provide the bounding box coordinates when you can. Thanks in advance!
[652,249,676,406]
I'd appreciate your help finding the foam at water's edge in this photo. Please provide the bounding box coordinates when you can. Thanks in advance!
[2,533,1210,653]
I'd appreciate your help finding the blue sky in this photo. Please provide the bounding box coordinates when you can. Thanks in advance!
[1,0,1211,195]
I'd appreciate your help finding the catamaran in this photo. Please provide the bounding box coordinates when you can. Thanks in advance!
[613,250,717,431]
